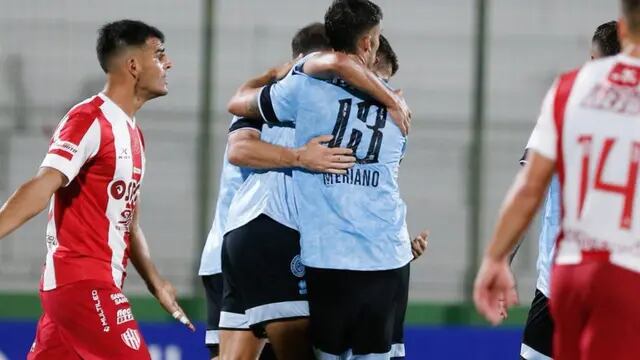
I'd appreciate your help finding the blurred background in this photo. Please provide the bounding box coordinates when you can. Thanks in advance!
[0,0,618,359]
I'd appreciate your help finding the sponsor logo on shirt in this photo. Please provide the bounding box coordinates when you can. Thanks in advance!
[111,292,129,306]
[121,328,141,350]
[118,148,131,160]
[92,290,110,333]
[581,63,640,115]
[116,308,135,325]
[45,235,58,250]
[110,180,127,200]
[50,139,79,155]
[108,179,141,231]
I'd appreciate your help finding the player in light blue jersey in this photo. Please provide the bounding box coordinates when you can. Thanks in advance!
[219,21,414,360]
[228,1,424,359]
[516,21,620,360]
[198,24,370,360]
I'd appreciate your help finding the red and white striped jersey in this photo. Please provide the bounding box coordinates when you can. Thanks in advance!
[39,93,146,291]
[528,54,640,273]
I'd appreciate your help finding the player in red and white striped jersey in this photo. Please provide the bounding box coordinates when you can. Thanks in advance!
[475,1,640,359]
[0,20,192,359]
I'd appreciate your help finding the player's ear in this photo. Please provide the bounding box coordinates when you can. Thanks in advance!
[126,55,141,80]
[361,34,372,54]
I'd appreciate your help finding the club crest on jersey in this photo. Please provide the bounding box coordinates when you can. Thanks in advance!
[290,255,305,278]
[121,328,141,350]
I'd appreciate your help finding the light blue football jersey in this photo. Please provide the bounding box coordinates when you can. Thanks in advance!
[198,117,256,275]
[224,109,299,234]
[536,176,560,297]
[259,57,412,271]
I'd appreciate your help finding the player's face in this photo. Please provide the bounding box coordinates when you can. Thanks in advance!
[136,37,173,99]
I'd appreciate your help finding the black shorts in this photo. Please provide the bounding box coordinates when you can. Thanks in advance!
[306,264,410,359]
[220,214,309,333]
[521,289,554,359]
[201,274,223,356]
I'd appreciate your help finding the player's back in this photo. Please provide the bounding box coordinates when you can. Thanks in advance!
[265,65,412,271]
[556,54,640,271]
[223,121,298,234]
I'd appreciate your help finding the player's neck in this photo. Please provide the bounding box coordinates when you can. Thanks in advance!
[102,80,145,119]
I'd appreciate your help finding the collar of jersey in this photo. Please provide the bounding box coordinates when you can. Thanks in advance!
[617,53,640,66]
[97,93,137,128]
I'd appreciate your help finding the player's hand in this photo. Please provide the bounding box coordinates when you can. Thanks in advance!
[153,279,196,332]
[297,135,356,174]
[411,230,429,260]
[497,295,507,320]
[473,256,519,326]
[388,90,411,136]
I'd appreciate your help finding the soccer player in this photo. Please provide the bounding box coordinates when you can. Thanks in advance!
[198,23,357,360]
[0,20,191,359]
[228,1,421,358]
[221,18,411,359]
[517,20,620,360]
[474,1,640,358]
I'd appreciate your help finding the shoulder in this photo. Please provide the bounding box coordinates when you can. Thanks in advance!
[67,96,104,122]
[56,96,104,141]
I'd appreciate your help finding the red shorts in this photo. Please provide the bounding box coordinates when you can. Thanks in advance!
[550,261,640,360]
[27,280,150,360]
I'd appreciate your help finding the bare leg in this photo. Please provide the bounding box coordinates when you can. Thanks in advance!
[219,329,266,360]
[264,318,314,360]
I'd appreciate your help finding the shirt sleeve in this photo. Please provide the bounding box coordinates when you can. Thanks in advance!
[257,69,306,125]
[40,113,101,185]
[526,80,559,162]
[228,116,263,135]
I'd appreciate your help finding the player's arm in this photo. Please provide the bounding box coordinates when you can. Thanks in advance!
[0,111,103,241]
[228,127,355,174]
[129,206,195,331]
[486,153,555,262]
[302,52,410,133]
[227,53,411,134]
[507,148,532,264]
[0,167,66,240]
[226,60,297,120]
[475,152,555,325]
[474,78,559,325]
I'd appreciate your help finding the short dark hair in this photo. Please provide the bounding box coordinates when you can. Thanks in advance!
[291,22,331,58]
[622,0,640,34]
[377,35,399,76]
[592,21,621,57]
[96,20,165,73]
[324,0,383,53]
